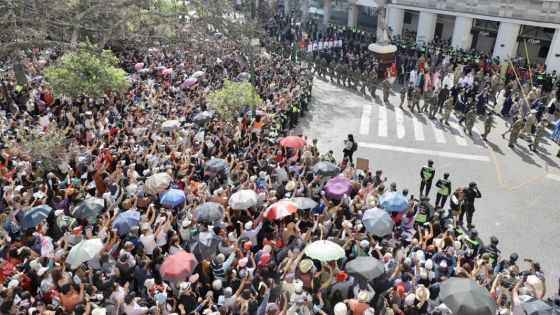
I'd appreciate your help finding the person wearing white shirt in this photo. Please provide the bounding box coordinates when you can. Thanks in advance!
[409,69,418,86]
[442,72,454,90]
[318,41,323,50]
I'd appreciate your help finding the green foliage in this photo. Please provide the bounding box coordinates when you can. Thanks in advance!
[9,126,69,175]
[207,80,262,123]
[44,49,130,98]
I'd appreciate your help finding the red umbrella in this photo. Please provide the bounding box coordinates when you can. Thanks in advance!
[160,252,198,282]
[280,136,306,149]
[264,200,298,220]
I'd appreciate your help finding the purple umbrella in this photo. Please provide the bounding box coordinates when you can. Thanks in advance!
[324,176,353,200]
[183,77,198,87]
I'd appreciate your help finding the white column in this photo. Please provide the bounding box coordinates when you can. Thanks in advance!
[451,16,473,50]
[546,29,560,73]
[284,0,291,15]
[323,0,331,25]
[301,0,310,23]
[348,3,359,28]
[493,22,521,60]
[416,12,437,44]
[386,6,404,37]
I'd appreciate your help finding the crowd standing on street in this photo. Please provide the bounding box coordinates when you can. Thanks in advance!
[267,13,560,157]
[0,11,557,315]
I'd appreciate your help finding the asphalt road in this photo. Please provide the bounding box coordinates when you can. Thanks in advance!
[296,75,560,296]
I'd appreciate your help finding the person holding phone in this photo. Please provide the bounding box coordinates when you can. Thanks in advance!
[463,181,482,229]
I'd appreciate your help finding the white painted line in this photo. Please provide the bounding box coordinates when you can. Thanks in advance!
[395,107,405,139]
[359,142,490,161]
[378,105,388,137]
[545,174,560,182]
[360,104,372,135]
[412,116,425,141]
[429,119,446,143]
[448,121,468,146]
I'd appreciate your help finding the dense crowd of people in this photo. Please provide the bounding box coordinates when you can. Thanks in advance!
[0,11,558,315]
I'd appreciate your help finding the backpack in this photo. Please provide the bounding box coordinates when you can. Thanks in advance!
[351,142,358,152]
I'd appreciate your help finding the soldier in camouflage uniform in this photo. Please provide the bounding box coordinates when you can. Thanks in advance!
[369,70,378,97]
[481,111,495,141]
[360,71,369,94]
[320,57,328,78]
[528,120,547,152]
[421,89,432,112]
[382,78,391,102]
[504,117,526,148]
[334,63,342,84]
[463,107,477,136]
[313,56,321,76]
[305,52,314,72]
[411,87,422,113]
[353,68,362,90]
[340,63,348,87]
[428,91,439,119]
[400,85,407,108]
[328,59,336,82]
[440,95,454,124]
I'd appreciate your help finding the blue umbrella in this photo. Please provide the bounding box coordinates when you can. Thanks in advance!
[160,189,186,207]
[21,205,53,230]
[112,210,141,236]
[379,191,409,212]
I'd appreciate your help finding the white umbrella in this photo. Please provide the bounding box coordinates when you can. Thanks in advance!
[291,197,318,209]
[145,172,172,195]
[191,70,205,78]
[161,120,180,132]
[66,238,103,269]
[228,190,258,210]
[304,240,345,261]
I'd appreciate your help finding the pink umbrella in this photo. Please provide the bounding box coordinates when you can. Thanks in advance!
[162,68,173,76]
[280,136,306,149]
[184,77,198,87]
[134,63,145,71]
[324,176,353,200]
[160,252,198,282]
[263,200,298,220]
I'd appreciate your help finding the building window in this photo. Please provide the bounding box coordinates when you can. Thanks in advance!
[404,11,412,24]
[538,46,550,58]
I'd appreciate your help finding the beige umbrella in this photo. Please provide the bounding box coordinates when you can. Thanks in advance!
[145,172,172,195]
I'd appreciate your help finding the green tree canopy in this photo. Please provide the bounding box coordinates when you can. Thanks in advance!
[207,80,262,123]
[44,49,129,98]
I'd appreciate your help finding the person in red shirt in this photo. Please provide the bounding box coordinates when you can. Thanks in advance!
[0,258,16,283]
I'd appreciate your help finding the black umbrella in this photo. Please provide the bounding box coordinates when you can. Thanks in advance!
[193,111,213,126]
[193,202,225,222]
[345,256,385,281]
[312,161,339,176]
[439,278,497,315]
[72,197,105,220]
[189,231,220,260]
[523,297,560,315]
[204,158,229,175]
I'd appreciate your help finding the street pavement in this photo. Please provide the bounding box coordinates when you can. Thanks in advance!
[296,75,560,296]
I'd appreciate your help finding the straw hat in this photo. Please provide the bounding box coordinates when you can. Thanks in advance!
[415,285,430,301]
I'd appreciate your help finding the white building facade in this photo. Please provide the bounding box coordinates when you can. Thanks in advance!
[316,0,560,73]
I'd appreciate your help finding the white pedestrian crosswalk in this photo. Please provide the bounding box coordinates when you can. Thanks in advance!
[359,104,489,149]
[395,107,405,139]
[378,105,388,137]
[412,115,425,141]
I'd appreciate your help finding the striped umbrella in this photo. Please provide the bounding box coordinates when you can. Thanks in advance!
[263,200,298,220]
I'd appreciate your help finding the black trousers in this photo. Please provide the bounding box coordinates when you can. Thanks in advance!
[459,206,475,226]
[435,193,448,208]
[420,180,432,196]
[343,149,354,163]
